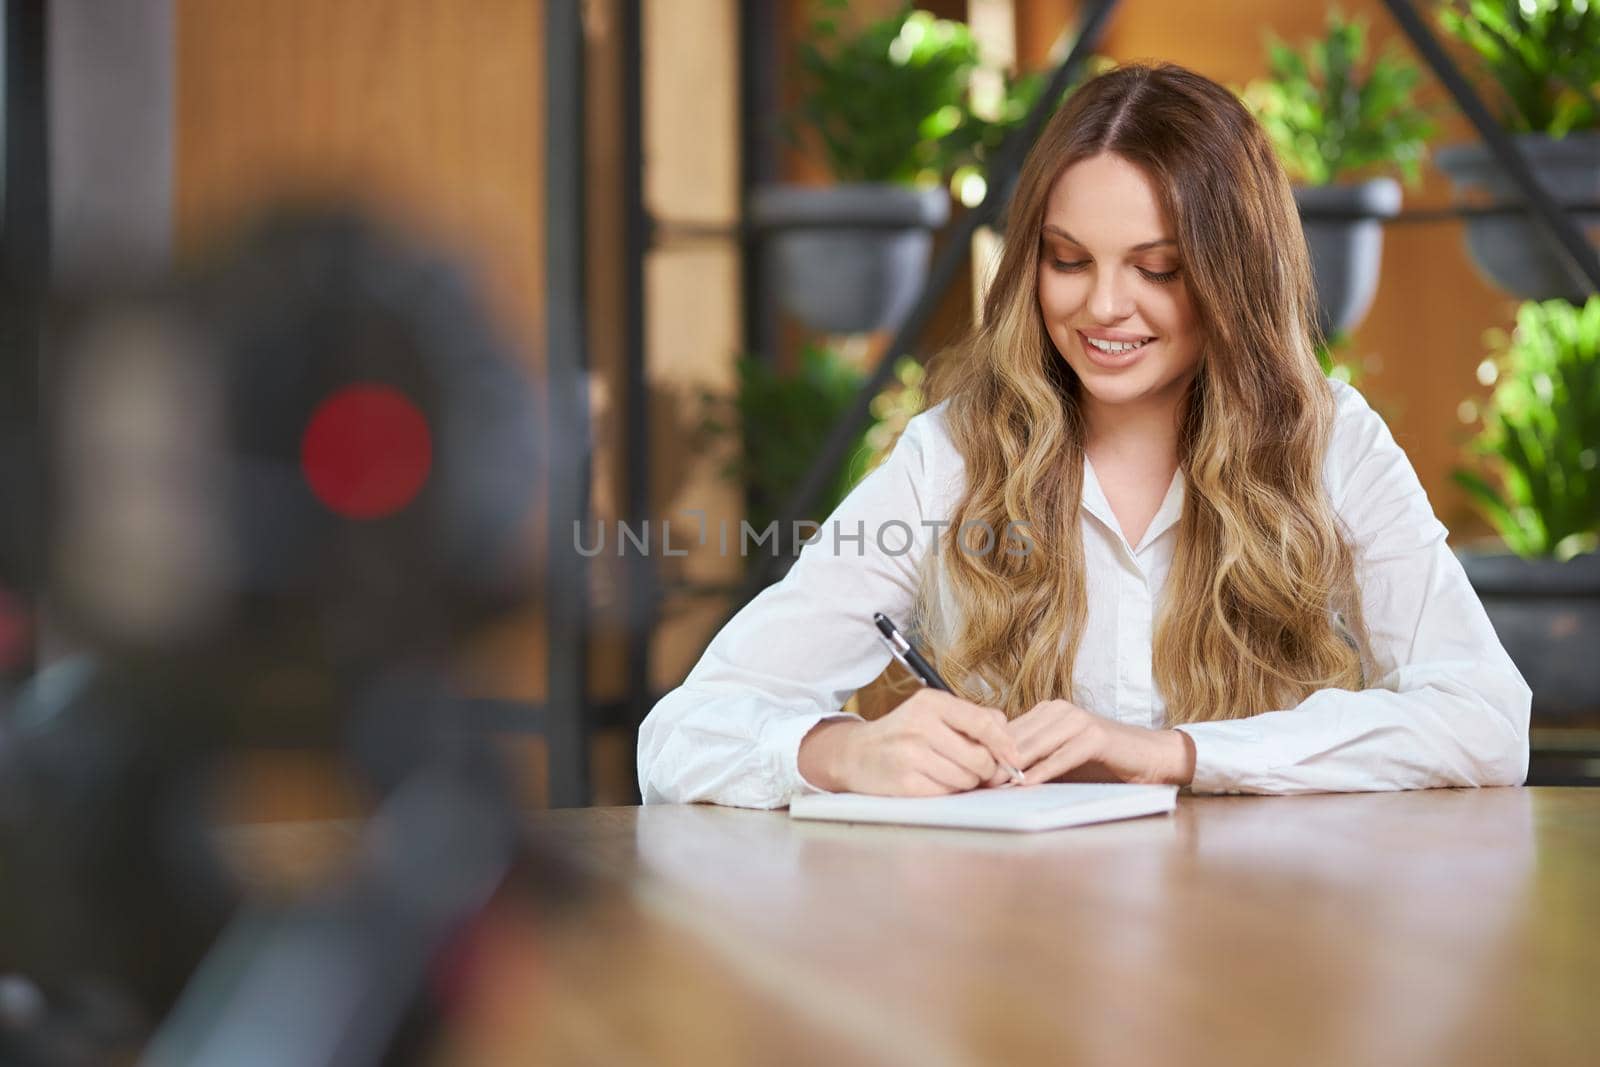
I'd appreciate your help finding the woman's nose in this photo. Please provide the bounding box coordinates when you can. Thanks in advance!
[1088,268,1134,323]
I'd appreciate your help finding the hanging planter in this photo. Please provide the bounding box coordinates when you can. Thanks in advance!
[1294,177,1403,337]
[1434,132,1600,302]
[768,5,1045,335]
[1434,1,1600,301]
[1455,548,1600,722]
[750,184,949,335]
[1241,11,1435,337]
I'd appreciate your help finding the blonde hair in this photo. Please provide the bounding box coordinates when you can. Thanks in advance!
[912,63,1369,724]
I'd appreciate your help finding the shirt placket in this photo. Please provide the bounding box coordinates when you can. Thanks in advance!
[1117,551,1157,727]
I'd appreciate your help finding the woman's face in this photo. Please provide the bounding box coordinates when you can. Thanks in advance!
[1036,152,1202,415]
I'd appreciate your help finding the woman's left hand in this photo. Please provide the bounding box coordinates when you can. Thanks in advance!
[992,699,1196,787]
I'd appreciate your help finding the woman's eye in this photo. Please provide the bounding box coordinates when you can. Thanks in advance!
[1048,258,1179,282]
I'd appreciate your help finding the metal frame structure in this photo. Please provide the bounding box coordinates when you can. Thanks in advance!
[739,0,784,365]
[0,0,50,686]
[620,0,652,803]
[582,0,1600,806]
[543,0,592,808]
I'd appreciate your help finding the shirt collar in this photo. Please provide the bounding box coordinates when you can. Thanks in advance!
[1081,458,1187,554]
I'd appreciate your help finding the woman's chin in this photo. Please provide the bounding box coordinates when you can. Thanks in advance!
[1064,353,1197,410]
[1066,358,1150,397]
[1088,374,1194,414]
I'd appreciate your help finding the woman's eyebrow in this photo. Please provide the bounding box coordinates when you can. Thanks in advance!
[1041,224,1176,252]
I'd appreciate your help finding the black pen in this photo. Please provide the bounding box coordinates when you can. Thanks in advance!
[872,612,1025,785]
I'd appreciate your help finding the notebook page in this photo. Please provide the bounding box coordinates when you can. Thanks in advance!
[789,783,1178,832]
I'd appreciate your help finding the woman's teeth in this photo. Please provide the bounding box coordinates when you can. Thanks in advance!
[1085,335,1151,354]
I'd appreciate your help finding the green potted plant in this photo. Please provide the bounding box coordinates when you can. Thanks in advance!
[1434,0,1600,301]
[1242,9,1436,337]
[751,3,1040,334]
[1453,296,1600,722]
[702,345,872,538]
[698,346,926,565]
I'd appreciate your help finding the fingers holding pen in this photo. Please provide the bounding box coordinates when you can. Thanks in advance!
[871,615,1020,785]
[933,698,1024,781]
[813,691,1183,794]
[916,747,986,792]
[855,690,1020,793]
[925,727,999,788]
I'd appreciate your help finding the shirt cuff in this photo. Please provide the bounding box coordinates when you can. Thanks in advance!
[1173,720,1267,795]
[764,711,864,803]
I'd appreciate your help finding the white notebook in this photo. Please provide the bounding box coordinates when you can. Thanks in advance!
[789,783,1178,833]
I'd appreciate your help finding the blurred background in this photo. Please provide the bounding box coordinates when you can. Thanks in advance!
[1,0,1597,815]
[0,0,1594,1060]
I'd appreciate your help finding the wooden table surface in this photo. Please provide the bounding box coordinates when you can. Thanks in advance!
[230,788,1600,1065]
[457,787,1595,1067]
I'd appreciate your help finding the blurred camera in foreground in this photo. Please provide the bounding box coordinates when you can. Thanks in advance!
[1,206,562,1066]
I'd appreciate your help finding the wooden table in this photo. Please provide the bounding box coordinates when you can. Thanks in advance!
[427,787,1596,1066]
[228,788,1600,1064]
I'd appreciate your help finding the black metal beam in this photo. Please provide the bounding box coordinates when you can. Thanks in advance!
[1302,201,1600,223]
[544,0,591,807]
[1389,202,1600,225]
[0,0,50,665]
[720,0,1121,623]
[620,0,651,804]
[739,0,782,364]
[1380,0,1600,296]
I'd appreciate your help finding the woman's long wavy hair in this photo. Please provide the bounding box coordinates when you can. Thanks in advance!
[911,62,1370,724]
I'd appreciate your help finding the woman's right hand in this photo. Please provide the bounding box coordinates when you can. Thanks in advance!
[797,690,1023,796]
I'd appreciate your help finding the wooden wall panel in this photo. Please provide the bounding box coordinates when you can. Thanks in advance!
[645,0,740,225]
[641,1,748,695]
[176,0,545,361]
[176,0,551,700]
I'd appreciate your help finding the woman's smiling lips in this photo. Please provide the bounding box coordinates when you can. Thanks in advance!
[1077,328,1156,367]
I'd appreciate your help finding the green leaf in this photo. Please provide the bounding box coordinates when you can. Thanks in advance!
[1242,8,1436,183]
[1453,467,1523,541]
[1459,296,1600,559]
[786,5,1089,186]
[1437,0,1600,135]
[697,344,930,551]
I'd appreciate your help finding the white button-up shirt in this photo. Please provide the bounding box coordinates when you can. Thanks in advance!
[637,379,1531,806]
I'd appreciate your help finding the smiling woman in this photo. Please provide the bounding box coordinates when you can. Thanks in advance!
[1037,155,1201,442]
[637,63,1531,807]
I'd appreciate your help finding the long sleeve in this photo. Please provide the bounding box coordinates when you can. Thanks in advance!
[1175,385,1532,794]
[637,406,952,807]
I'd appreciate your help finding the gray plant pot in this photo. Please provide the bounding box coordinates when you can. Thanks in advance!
[1293,178,1402,338]
[1456,546,1600,723]
[749,183,950,335]
[1434,132,1600,302]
